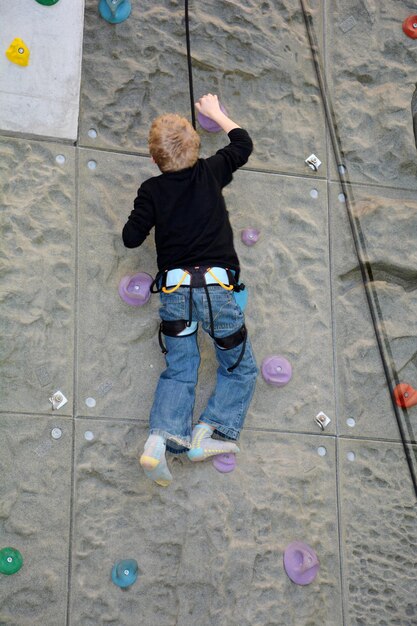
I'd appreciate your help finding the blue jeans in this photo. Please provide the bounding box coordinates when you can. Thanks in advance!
[149,286,258,453]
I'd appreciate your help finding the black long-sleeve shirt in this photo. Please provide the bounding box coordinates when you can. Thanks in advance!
[122,128,253,272]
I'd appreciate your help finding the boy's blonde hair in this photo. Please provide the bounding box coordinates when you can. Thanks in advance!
[148,114,200,172]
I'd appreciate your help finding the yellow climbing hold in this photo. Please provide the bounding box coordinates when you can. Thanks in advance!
[6,38,30,67]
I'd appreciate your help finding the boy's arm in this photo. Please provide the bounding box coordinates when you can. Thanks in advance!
[122,184,155,248]
[196,94,253,188]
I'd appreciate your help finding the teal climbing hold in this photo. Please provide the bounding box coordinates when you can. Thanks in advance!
[99,0,131,24]
[111,559,138,588]
[35,0,60,5]
[0,547,23,575]
[234,286,248,312]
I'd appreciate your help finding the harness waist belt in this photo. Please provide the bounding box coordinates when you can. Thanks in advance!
[165,267,230,288]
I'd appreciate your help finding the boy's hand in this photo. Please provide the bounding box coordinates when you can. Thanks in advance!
[195,93,222,119]
[195,93,241,133]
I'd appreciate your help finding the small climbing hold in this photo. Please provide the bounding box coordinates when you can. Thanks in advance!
[283,541,319,585]
[234,286,248,312]
[118,272,153,306]
[393,383,417,409]
[197,101,227,132]
[241,228,260,246]
[305,154,321,171]
[402,15,417,39]
[111,559,138,588]
[314,411,331,431]
[5,39,30,67]
[0,548,23,576]
[212,453,236,474]
[35,0,60,5]
[339,15,356,34]
[49,391,68,410]
[261,355,292,387]
[51,427,63,439]
[99,0,132,24]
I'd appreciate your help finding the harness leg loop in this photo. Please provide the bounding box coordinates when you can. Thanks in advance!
[158,319,198,354]
[214,325,248,372]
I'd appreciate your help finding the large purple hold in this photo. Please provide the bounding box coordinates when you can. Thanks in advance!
[197,102,227,132]
[212,453,236,473]
[283,541,319,585]
[261,355,292,387]
[118,272,153,306]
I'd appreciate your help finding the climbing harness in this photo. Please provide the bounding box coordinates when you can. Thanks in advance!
[161,270,189,293]
[300,0,417,498]
[153,266,247,372]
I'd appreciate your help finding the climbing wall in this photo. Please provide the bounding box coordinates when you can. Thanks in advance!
[1,1,416,625]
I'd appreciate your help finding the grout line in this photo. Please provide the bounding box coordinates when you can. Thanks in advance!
[1,127,416,194]
[327,158,348,626]
[322,0,347,614]
[1,410,416,445]
[1,410,415,446]
[40,413,417,446]
[0,128,76,145]
[327,178,348,626]
[335,436,347,626]
[65,145,81,626]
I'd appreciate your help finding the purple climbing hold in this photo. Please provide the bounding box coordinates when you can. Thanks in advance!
[241,228,260,246]
[197,101,227,132]
[212,453,236,473]
[261,355,292,387]
[283,541,319,585]
[118,272,153,306]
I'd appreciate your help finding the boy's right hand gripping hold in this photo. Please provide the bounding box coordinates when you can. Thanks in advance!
[195,94,241,134]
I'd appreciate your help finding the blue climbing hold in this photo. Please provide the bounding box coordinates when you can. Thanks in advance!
[99,0,131,24]
[111,559,138,588]
[234,287,248,312]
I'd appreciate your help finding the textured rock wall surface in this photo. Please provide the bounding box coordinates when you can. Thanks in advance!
[328,1,417,189]
[71,424,341,626]
[1,1,417,625]
[79,0,326,176]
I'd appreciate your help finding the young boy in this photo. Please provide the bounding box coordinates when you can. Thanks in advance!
[123,94,258,486]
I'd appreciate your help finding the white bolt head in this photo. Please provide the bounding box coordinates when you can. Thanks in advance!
[51,428,62,440]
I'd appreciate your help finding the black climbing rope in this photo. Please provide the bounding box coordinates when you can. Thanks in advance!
[184,0,196,128]
[299,0,417,499]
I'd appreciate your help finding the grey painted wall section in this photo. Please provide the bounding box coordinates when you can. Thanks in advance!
[0,1,84,140]
[1,1,416,625]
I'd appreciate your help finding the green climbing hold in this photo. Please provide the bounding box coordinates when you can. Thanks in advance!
[35,0,60,5]
[0,547,23,575]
